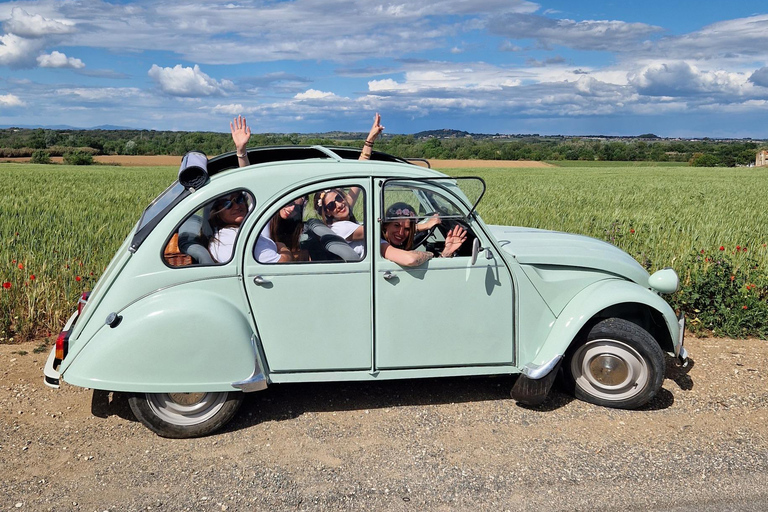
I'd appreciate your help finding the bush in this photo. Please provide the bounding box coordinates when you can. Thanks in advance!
[63,150,94,165]
[673,247,768,338]
[30,150,51,164]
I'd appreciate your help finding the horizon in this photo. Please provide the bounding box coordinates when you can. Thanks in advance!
[1,1,768,138]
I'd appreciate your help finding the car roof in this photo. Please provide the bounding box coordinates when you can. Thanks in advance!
[207,145,433,177]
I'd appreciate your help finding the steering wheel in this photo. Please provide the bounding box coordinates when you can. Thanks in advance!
[411,212,439,249]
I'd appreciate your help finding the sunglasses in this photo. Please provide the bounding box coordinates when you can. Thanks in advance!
[214,193,247,212]
[324,194,346,212]
[284,199,306,209]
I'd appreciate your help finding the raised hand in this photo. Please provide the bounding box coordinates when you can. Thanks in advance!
[366,113,384,143]
[442,225,467,257]
[230,115,251,153]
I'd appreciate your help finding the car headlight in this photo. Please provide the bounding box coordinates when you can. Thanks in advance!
[648,267,679,294]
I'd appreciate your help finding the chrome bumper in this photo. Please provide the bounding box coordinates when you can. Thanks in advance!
[675,314,689,367]
[43,347,60,388]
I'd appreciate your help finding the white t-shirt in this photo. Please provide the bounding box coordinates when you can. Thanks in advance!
[208,226,238,263]
[330,220,365,257]
[253,226,281,263]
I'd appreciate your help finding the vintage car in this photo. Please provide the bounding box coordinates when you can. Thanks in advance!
[44,145,688,438]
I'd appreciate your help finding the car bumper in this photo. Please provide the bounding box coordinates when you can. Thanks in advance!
[44,347,60,388]
[675,314,689,367]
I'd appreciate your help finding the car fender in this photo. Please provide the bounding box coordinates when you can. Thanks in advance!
[61,288,259,393]
[522,278,679,371]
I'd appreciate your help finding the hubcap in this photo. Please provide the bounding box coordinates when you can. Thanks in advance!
[571,339,649,401]
[146,392,228,426]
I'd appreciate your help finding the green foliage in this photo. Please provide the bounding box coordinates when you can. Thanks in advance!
[689,153,720,167]
[673,248,768,338]
[29,150,51,164]
[62,150,93,165]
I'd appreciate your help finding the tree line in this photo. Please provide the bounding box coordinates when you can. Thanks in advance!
[0,127,763,166]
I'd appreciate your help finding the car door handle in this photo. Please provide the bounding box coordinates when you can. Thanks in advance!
[383,271,395,280]
[253,275,271,286]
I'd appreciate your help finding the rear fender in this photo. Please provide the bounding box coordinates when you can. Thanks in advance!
[61,288,260,393]
[522,279,679,371]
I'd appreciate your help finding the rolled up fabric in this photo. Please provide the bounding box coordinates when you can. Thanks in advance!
[178,151,208,189]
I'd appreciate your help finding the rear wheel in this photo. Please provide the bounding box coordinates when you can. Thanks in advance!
[128,391,243,438]
[563,318,665,409]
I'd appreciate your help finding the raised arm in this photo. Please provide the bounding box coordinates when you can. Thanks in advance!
[380,241,434,267]
[230,115,251,167]
[358,113,384,162]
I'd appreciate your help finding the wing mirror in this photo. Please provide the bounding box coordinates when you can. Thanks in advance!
[470,238,493,265]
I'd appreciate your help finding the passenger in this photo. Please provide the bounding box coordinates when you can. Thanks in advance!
[208,192,292,264]
[380,203,467,267]
[315,188,365,257]
[268,197,309,261]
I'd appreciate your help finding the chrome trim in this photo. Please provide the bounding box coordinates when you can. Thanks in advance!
[521,354,563,380]
[675,314,685,357]
[231,371,268,392]
[43,348,60,389]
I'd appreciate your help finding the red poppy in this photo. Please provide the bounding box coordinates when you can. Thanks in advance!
[700,249,705,254]
[743,247,748,252]
[736,245,741,250]
[75,276,81,282]
[79,262,84,267]
[29,274,35,280]
[630,229,635,234]
[730,275,735,281]
[89,272,94,276]
[719,246,725,251]
[743,305,748,310]
[17,263,23,270]
[2,282,10,289]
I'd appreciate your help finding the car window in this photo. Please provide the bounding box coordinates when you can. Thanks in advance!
[254,185,366,264]
[163,190,255,267]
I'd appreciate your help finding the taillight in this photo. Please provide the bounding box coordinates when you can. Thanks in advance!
[55,330,69,361]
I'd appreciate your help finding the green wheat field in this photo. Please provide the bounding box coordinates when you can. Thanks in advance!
[2,161,767,342]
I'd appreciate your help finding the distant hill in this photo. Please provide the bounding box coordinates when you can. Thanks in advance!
[413,129,472,139]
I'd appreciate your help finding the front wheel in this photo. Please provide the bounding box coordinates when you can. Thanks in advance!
[563,318,665,409]
[128,391,243,438]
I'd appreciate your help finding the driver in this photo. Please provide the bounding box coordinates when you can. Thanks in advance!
[380,202,467,266]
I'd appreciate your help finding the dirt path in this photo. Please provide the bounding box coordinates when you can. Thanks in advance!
[2,336,768,511]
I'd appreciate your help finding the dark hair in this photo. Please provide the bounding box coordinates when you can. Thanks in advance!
[381,202,416,250]
[269,197,307,253]
[313,188,357,225]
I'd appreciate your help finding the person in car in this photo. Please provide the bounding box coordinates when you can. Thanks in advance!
[208,192,292,263]
[380,202,467,267]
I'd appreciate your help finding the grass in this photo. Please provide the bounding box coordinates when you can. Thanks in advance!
[2,161,767,341]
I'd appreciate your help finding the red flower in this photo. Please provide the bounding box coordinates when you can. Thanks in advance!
[75,276,81,282]
[736,245,741,250]
[719,246,725,251]
[705,257,711,262]
[730,275,735,281]
[700,249,705,254]
[17,263,23,270]
[630,229,635,234]
[743,247,748,252]
[89,272,94,276]
[2,282,10,289]
[29,274,35,280]
[743,305,748,310]
[79,262,84,267]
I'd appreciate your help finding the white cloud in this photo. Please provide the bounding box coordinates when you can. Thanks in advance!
[56,87,144,102]
[0,32,43,68]
[37,51,84,69]
[148,64,232,97]
[294,89,339,100]
[629,61,748,98]
[211,103,256,115]
[3,7,76,38]
[0,93,25,107]
[749,67,768,88]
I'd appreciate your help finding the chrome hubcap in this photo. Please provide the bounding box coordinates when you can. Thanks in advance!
[589,354,629,386]
[572,339,649,401]
[147,392,228,426]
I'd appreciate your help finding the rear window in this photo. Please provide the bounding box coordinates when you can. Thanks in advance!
[136,182,187,233]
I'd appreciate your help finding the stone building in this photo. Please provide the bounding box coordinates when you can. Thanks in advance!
[757,150,768,167]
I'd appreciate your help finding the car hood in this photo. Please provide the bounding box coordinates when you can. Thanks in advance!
[487,225,649,285]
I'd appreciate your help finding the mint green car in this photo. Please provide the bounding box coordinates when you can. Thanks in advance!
[44,146,687,438]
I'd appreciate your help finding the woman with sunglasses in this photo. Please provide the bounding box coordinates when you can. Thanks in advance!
[380,202,467,267]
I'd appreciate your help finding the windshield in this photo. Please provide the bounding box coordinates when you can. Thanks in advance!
[136,182,186,233]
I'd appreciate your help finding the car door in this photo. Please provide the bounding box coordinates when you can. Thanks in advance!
[243,180,373,373]
[374,179,515,369]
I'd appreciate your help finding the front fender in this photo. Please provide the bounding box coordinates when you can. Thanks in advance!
[523,279,679,370]
[62,288,258,393]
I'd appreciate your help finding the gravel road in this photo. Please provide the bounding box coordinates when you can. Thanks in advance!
[2,336,768,511]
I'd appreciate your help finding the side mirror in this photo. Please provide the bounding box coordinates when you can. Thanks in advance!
[470,238,481,265]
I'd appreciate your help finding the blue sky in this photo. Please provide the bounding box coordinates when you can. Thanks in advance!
[1,0,768,137]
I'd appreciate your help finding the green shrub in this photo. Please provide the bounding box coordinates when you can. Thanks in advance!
[62,150,93,165]
[673,247,768,338]
[30,150,51,164]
